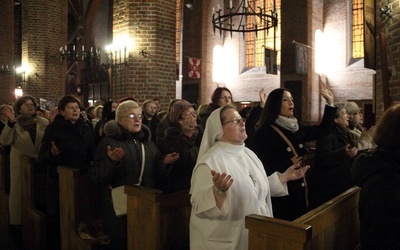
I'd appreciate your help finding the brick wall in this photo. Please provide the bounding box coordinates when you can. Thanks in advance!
[20,0,67,104]
[375,0,400,120]
[0,0,16,104]
[112,0,176,106]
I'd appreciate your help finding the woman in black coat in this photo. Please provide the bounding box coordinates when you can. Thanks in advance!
[39,95,95,248]
[90,100,177,249]
[254,87,336,221]
[161,99,202,193]
[308,103,358,209]
[351,104,400,250]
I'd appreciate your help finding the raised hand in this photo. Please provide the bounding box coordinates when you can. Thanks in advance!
[259,88,267,108]
[107,145,125,162]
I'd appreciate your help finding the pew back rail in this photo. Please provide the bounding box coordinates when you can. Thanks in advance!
[58,166,102,250]
[126,185,191,250]
[245,187,360,250]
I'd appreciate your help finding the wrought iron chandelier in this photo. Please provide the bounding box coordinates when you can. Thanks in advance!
[212,0,278,37]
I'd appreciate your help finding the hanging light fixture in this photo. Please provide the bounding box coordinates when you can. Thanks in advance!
[212,0,278,38]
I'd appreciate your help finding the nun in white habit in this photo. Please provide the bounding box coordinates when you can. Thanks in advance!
[189,105,310,250]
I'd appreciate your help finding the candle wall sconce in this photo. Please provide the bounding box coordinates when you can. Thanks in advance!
[139,50,150,58]
[0,65,14,74]
[59,45,101,66]
[105,47,127,66]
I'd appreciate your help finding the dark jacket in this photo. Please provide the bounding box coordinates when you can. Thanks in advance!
[142,114,160,143]
[39,114,94,218]
[161,123,202,193]
[309,124,356,209]
[199,103,219,129]
[254,104,337,220]
[90,120,167,247]
[351,149,400,250]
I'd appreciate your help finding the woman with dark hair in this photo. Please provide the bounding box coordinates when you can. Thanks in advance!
[39,95,95,248]
[199,87,233,129]
[351,104,400,249]
[0,95,49,244]
[254,87,336,220]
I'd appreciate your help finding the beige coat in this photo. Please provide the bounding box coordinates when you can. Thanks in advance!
[0,117,49,225]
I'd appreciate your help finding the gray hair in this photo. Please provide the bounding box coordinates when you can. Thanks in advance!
[115,100,141,122]
[334,102,346,118]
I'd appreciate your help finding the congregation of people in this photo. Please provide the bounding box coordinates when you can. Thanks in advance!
[0,85,398,249]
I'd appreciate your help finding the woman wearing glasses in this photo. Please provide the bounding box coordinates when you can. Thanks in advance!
[190,105,309,250]
[161,99,202,193]
[254,87,336,220]
[90,100,177,249]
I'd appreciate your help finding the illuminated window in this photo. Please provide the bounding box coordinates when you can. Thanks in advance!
[246,0,281,68]
[352,0,364,58]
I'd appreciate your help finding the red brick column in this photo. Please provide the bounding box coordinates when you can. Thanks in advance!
[112,0,176,104]
[21,0,67,103]
[0,0,16,104]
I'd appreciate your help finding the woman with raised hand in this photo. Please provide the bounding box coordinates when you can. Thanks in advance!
[254,86,336,220]
[190,105,309,250]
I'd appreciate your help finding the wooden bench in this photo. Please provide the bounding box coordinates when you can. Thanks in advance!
[58,166,103,250]
[20,155,47,250]
[245,186,360,250]
[0,147,10,247]
[126,185,191,250]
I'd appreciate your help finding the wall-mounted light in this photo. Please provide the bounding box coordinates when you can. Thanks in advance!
[14,85,23,99]
[14,65,29,99]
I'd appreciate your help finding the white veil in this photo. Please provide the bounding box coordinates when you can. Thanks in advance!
[196,107,225,163]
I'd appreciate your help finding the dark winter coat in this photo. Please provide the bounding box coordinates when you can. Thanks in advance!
[309,124,356,209]
[142,114,160,143]
[39,114,95,218]
[90,120,167,248]
[199,103,219,129]
[351,149,400,250]
[254,105,337,220]
[161,123,202,193]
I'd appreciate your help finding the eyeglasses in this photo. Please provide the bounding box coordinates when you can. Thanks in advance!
[125,113,143,120]
[182,111,197,117]
[222,117,246,125]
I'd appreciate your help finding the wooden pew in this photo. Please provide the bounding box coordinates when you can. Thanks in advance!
[0,147,10,247]
[245,186,360,250]
[20,155,47,250]
[57,166,103,250]
[126,185,191,250]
